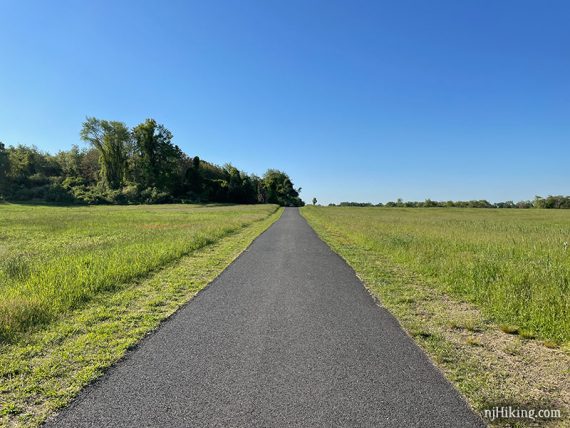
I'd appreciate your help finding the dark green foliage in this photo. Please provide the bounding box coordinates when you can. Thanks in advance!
[0,117,304,206]
[130,119,182,191]
[336,198,568,209]
[533,195,570,209]
[338,202,374,207]
[183,156,203,197]
[262,169,304,206]
[0,142,9,197]
[80,117,130,189]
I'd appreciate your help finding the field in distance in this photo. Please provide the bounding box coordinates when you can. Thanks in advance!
[302,206,569,344]
[0,203,278,342]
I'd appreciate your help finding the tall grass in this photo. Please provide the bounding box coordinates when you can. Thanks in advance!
[0,204,278,341]
[302,207,570,343]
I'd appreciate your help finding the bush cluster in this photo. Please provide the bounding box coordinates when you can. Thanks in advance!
[331,197,569,209]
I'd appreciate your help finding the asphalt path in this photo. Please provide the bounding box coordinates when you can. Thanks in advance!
[47,207,484,427]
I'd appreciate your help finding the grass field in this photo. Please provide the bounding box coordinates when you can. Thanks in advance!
[302,207,570,344]
[0,203,279,342]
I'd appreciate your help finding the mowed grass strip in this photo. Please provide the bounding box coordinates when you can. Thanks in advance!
[0,207,282,427]
[0,204,279,341]
[301,206,570,344]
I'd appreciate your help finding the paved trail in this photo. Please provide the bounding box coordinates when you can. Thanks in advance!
[47,208,483,427]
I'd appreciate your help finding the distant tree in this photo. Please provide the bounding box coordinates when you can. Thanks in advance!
[182,155,203,198]
[54,145,83,178]
[0,142,7,173]
[495,200,515,209]
[256,175,267,203]
[312,197,317,205]
[192,156,200,170]
[469,200,493,208]
[541,195,570,209]
[0,142,8,174]
[6,145,60,185]
[240,175,257,204]
[533,195,544,208]
[79,147,101,184]
[262,169,304,206]
[222,164,244,202]
[322,197,570,210]
[80,117,130,189]
[516,200,533,209]
[339,202,373,207]
[130,119,181,191]
[0,142,9,196]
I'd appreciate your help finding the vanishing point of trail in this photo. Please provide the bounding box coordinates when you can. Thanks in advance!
[47,208,483,427]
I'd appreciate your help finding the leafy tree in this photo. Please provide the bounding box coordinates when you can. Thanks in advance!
[79,147,101,184]
[0,142,9,196]
[340,201,373,207]
[130,119,181,191]
[180,155,203,198]
[262,169,304,206]
[0,142,7,174]
[225,164,243,202]
[534,195,545,208]
[6,145,60,186]
[516,200,533,209]
[312,197,317,205]
[80,117,130,189]
[54,145,83,178]
[240,175,257,204]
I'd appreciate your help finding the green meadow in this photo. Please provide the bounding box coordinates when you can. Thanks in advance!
[302,206,570,344]
[0,203,278,342]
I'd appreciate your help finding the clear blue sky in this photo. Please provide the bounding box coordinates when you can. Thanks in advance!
[1,1,568,204]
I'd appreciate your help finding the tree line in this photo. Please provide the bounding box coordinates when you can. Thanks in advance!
[331,196,570,209]
[0,117,304,206]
